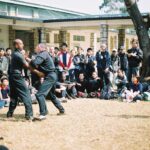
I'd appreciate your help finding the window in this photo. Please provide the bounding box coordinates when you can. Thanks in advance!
[126,38,129,50]
[46,33,50,43]
[0,3,7,16]
[73,35,85,41]
[54,34,59,43]
[97,38,100,43]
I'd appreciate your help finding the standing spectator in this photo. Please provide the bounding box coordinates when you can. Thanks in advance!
[96,44,111,85]
[5,48,12,75]
[111,49,121,87]
[54,47,60,72]
[0,48,8,78]
[85,48,96,79]
[127,39,143,82]
[58,43,73,80]
[69,49,76,81]
[118,46,128,77]
[74,47,85,80]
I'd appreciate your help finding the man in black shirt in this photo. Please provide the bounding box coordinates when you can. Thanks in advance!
[7,39,33,120]
[127,39,143,82]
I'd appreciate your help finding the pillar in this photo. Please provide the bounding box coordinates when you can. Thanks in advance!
[90,33,97,52]
[100,24,108,45]
[9,25,15,49]
[118,29,125,48]
[38,27,46,43]
[33,28,39,48]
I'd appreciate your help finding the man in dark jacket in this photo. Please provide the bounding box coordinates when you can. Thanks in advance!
[118,46,128,77]
[27,43,65,120]
[127,39,143,82]
[96,44,111,85]
[73,47,85,80]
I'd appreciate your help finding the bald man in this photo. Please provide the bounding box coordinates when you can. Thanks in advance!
[7,39,33,120]
[28,43,65,120]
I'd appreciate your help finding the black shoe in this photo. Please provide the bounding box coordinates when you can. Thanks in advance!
[7,112,13,118]
[57,111,65,116]
[57,110,65,116]
[25,116,35,121]
[70,94,77,99]
[66,94,72,100]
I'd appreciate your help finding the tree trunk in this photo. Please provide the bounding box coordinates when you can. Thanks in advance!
[124,0,150,80]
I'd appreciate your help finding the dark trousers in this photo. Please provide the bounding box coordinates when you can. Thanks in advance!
[36,72,64,116]
[128,66,139,82]
[8,74,33,117]
[97,68,110,85]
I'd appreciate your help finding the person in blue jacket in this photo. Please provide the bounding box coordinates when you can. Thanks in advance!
[96,44,111,85]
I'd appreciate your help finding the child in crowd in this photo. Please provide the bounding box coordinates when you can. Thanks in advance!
[115,69,128,97]
[59,72,77,99]
[123,76,143,103]
[87,72,103,98]
[0,78,10,108]
[75,72,88,98]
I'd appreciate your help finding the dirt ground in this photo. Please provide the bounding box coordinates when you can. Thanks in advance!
[0,99,150,150]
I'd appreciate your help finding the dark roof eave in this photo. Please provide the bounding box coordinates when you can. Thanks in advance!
[43,13,149,23]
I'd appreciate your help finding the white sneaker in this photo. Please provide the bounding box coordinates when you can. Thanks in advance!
[35,115,46,121]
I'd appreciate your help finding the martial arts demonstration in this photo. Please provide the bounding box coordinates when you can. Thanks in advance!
[1,37,148,122]
[7,39,65,121]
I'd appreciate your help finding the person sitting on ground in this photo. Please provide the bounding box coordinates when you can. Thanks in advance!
[123,76,143,103]
[87,71,103,98]
[59,72,77,99]
[55,82,68,103]
[115,69,128,97]
[0,78,10,108]
[75,72,88,98]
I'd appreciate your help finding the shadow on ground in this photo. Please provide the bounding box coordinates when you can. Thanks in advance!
[104,114,150,119]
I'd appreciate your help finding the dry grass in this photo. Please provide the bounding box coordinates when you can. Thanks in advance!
[0,99,150,150]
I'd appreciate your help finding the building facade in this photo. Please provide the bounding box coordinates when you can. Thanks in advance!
[0,0,147,53]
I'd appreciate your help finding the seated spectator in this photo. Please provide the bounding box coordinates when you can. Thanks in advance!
[55,82,68,103]
[76,72,88,98]
[123,76,143,103]
[115,69,127,97]
[87,72,103,98]
[0,78,10,108]
[59,72,77,99]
